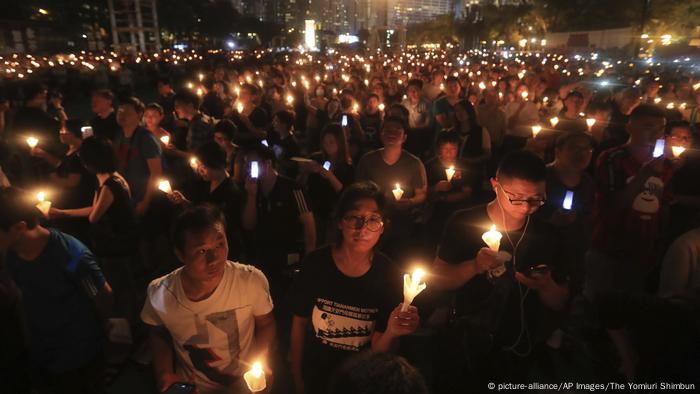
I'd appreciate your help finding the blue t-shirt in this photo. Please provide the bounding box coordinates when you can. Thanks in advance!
[115,126,162,204]
[6,229,105,373]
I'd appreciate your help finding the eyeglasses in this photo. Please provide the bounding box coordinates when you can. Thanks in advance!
[342,214,384,232]
[498,184,546,207]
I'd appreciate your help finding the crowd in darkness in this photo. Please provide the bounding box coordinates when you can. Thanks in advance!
[0,48,699,394]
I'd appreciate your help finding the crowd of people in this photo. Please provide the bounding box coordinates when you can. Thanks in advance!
[1,47,699,394]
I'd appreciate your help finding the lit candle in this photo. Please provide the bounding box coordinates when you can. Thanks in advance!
[198,73,204,82]
[378,103,385,112]
[521,91,528,100]
[189,157,200,171]
[586,118,596,130]
[445,166,455,182]
[481,224,502,252]
[478,81,486,90]
[157,180,172,194]
[666,102,675,109]
[549,117,559,127]
[392,183,404,201]
[237,102,244,113]
[286,94,294,105]
[27,136,39,149]
[653,97,662,104]
[36,191,51,217]
[671,146,686,158]
[243,361,266,392]
[160,135,170,145]
[401,268,426,312]
[531,125,542,138]
[196,88,203,97]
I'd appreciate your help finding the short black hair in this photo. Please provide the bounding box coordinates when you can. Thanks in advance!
[120,96,145,114]
[496,150,546,183]
[171,203,227,253]
[196,141,227,170]
[407,79,423,90]
[274,110,295,130]
[145,102,164,116]
[213,119,238,141]
[435,130,461,149]
[382,115,407,132]
[92,89,114,102]
[79,136,118,173]
[629,103,666,122]
[174,90,200,108]
[332,181,386,244]
[665,120,692,136]
[24,82,47,101]
[367,93,380,101]
[243,143,276,167]
[0,187,41,231]
[555,131,593,150]
[329,352,428,394]
[445,76,460,85]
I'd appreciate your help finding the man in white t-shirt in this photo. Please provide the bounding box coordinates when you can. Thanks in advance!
[142,204,276,394]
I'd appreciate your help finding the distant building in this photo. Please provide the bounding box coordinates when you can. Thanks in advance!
[389,0,452,27]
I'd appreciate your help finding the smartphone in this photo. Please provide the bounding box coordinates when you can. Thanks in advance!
[250,161,259,179]
[261,139,269,147]
[562,190,574,211]
[164,382,195,394]
[528,264,551,277]
[81,126,94,138]
[652,139,665,158]
[341,114,348,127]
[322,160,331,171]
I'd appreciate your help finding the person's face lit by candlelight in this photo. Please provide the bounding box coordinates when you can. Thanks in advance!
[176,222,228,283]
[339,199,384,253]
[667,125,692,150]
[490,177,546,221]
[143,108,163,131]
[437,142,459,166]
[555,135,593,172]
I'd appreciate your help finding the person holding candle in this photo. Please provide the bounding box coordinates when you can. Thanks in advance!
[213,119,241,179]
[141,204,276,394]
[360,94,384,149]
[0,186,114,394]
[173,91,215,153]
[433,76,462,130]
[453,100,492,166]
[355,116,427,263]
[665,121,700,242]
[143,103,173,151]
[269,110,301,178]
[50,135,140,325]
[431,151,570,391]
[401,79,432,157]
[503,85,539,154]
[227,83,270,145]
[424,131,477,246]
[90,89,121,142]
[552,90,588,134]
[289,181,420,394]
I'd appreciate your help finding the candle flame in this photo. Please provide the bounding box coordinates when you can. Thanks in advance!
[27,136,39,148]
[37,191,46,202]
[251,362,263,378]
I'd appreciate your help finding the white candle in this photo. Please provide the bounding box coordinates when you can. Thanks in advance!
[243,361,266,392]
[549,117,559,127]
[653,97,662,104]
[160,135,170,145]
[158,180,172,194]
[586,118,596,130]
[237,102,244,113]
[198,73,204,82]
[531,125,542,138]
[392,183,404,201]
[482,224,502,252]
[286,95,294,105]
[521,91,528,100]
[27,136,39,149]
[189,157,200,171]
[36,191,51,217]
[445,166,455,182]
[378,103,385,112]
[671,146,686,158]
[401,268,426,312]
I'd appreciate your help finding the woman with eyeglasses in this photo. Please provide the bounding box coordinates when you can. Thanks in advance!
[431,150,570,391]
[289,181,420,394]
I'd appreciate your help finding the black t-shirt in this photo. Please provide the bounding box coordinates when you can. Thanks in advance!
[437,205,568,351]
[90,175,138,257]
[55,151,96,209]
[360,110,382,148]
[291,245,401,393]
[90,112,120,142]
[229,106,270,146]
[307,152,354,221]
[248,175,311,271]
[268,134,301,178]
[201,92,225,119]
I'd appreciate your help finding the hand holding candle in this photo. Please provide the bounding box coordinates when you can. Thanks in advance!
[392,183,404,201]
[157,179,172,194]
[531,125,542,138]
[402,268,427,312]
[586,118,596,131]
[36,191,51,218]
[482,224,502,251]
[549,117,559,127]
[671,146,686,158]
[445,166,456,182]
[243,361,266,392]
[159,135,170,145]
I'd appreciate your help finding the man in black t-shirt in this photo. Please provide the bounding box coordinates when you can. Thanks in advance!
[432,151,570,390]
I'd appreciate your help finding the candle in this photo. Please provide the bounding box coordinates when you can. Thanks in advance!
[445,166,455,182]
[243,361,266,392]
[521,91,528,100]
[36,191,51,217]
[198,73,204,82]
[237,102,244,113]
[196,88,203,97]
[481,224,502,252]
[586,118,596,130]
[160,135,170,145]
[27,136,39,149]
[666,102,675,109]
[392,183,404,201]
[671,146,686,158]
[401,268,426,312]
[531,125,542,138]
[478,81,486,90]
[378,103,385,112]
[157,180,172,194]
[286,94,294,105]
[653,97,662,104]
[189,157,200,171]
[549,117,559,127]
